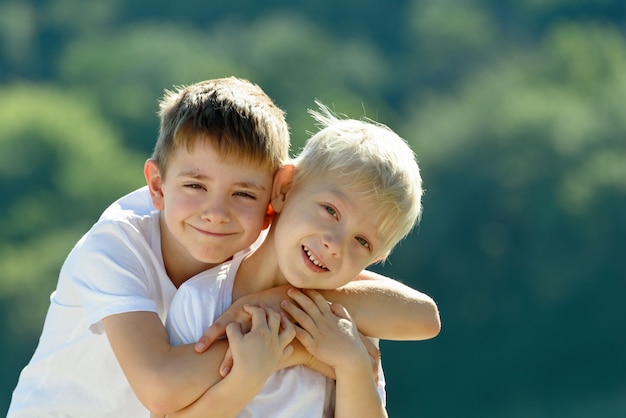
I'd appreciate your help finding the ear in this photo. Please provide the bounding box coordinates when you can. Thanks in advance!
[270,164,296,214]
[144,159,165,210]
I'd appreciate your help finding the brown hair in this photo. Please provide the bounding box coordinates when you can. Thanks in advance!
[152,77,290,177]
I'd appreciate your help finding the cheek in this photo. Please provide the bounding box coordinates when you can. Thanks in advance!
[166,197,195,217]
[346,248,374,270]
[241,205,270,225]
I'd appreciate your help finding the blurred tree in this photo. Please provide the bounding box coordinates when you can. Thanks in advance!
[382,20,626,417]
[0,84,144,412]
[3,0,626,416]
[55,15,396,154]
[57,23,243,153]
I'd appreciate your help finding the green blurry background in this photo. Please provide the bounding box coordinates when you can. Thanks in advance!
[1,0,625,416]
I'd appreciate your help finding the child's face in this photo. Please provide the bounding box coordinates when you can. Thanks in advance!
[271,171,384,290]
[152,141,274,275]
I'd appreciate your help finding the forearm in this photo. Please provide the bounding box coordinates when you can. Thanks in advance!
[162,343,328,418]
[152,341,230,413]
[334,360,388,418]
[165,369,264,418]
[103,312,230,414]
[237,277,440,340]
[167,305,301,417]
[318,270,441,341]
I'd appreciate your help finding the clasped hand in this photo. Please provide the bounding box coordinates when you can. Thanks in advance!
[194,286,380,381]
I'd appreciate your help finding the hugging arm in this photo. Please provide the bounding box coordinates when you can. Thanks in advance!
[197,270,440,353]
[316,269,441,341]
[159,306,295,418]
[102,311,232,415]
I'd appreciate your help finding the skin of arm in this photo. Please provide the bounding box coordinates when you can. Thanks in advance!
[138,272,437,415]
[102,312,231,415]
[160,294,382,418]
[196,270,441,353]
[317,269,441,341]
[104,309,315,416]
[161,305,295,418]
[289,289,388,418]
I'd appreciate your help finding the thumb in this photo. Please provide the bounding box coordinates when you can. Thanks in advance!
[195,320,228,353]
[219,348,234,377]
[329,302,351,320]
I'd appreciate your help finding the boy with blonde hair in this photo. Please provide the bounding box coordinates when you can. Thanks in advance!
[161,102,433,417]
[8,78,438,418]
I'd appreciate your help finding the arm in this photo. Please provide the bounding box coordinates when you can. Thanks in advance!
[106,309,317,416]
[317,269,441,341]
[165,306,295,418]
[289,289,388,418]
[196,271,440,352]
[102,312,231,415]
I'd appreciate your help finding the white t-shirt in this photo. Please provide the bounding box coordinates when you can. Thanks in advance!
[8,186,173,418]
[166,252,387,418]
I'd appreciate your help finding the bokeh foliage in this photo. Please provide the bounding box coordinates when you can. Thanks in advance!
[1,0,625,416]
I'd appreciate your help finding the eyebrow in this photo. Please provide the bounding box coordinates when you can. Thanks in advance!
[179,171,268,191]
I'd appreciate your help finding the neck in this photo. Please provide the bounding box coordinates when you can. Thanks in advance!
[233,230,286,300]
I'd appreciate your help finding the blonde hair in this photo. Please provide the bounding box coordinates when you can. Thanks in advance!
[152,77,290,177]
[292,101,423,260]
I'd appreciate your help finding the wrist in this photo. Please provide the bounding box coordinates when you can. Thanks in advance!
[334,352,373,380]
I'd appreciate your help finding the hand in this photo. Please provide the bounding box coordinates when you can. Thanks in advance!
[195,285,293,353]
[218,306,294,377]
[225,305,295,386]
[194,298,252,353]
[281,288,371,373]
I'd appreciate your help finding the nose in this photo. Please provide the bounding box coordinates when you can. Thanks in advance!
[321,230,343,257]
[201,195,230,224]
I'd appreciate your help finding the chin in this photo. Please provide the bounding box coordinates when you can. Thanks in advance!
[287,280,309,289]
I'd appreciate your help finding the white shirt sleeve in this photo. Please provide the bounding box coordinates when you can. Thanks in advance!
[67,217,169,333]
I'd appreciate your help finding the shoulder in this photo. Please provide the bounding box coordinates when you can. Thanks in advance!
[99,186,155,221]
[67,207,161,277]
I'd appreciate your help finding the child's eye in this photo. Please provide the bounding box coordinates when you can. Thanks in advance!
[324,205,338,219]
[234,191,256,200]
[185,183,205,190]
[356,236,370,249]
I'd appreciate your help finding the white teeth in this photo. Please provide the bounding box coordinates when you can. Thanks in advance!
[303,246,327,269]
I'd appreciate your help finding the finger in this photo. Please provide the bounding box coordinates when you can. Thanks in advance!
[282,343,294,360]
[279,311,292,330]
[278,319,296,346]
[243,304,269,329]
[293,325,314,349]
[301,289,333,313]
[263,308,280,328]
[195,320,228,353]
[280,315,295,334]
[281,299,317,331]
[219,348,234,377]
[287,288,330,316]
[328,302,351,320]
[224,322,243,341]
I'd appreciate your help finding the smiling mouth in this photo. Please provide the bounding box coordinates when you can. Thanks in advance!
[191,225,233,236]
[303,246,328,271]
